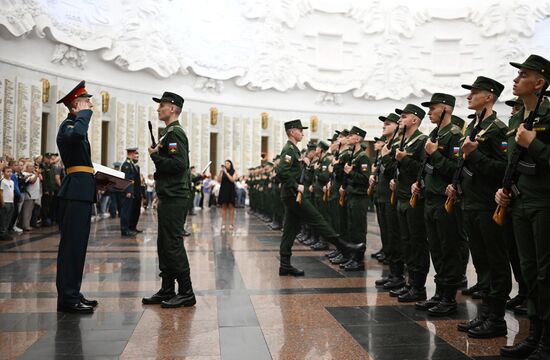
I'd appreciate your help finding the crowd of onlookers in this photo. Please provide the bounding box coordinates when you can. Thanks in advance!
[0,153,160,241]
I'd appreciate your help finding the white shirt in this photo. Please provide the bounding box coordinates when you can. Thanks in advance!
[0,177,15,203]
[145,179,155,192]
[22,172,41,200]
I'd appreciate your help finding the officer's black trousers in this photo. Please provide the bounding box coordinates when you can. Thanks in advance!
[120,196,132,233]
[56,199,92,305]
[129,195,141,230]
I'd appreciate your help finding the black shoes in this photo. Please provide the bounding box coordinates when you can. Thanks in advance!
[79,295,98,307]
[461,283,482,296]
[279,256,305,276]
[501,318,542,358]
[375,275,392,287]
[427,298,457,317]
[389,285,410,298]
[342,260,364,271]
[161,291,196,308]
[471,290,488,300]
[415,294,441,310]
[398,287,427,303]
[467,318,507,338]
[383,277,406,290]
[121,231,137,237]
[311,241,329,251]
[57,302,94,314]
[142,277,176,304]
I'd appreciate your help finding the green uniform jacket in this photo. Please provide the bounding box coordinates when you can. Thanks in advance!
[396,130,428,201]
[315,154,332,196]
[151,121,191,199]
[346,149,371,196]
[461,113,508,211]
[378,137,401,202]
[425,123,461,198]
[509,99,550,208]
[278,140,302,198]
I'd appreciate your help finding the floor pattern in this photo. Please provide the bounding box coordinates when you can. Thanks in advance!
[0,207,526,359]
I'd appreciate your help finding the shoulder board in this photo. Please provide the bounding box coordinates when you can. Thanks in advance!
[450,127,461,135]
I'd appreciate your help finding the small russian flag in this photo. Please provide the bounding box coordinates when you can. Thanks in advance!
[500,142,508,151]
[168,143,177,149]
[453,147,460,154]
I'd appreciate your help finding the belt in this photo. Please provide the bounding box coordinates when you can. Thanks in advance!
[66,166,94,175]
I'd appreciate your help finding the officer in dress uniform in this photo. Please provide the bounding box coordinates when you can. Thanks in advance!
[142,91,196,308]
[120,148,140,236]
[55,80,98,314]
[278,120,365,276]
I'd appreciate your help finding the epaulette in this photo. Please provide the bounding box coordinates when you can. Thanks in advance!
[494,118,507,130]
[450,127,462,135]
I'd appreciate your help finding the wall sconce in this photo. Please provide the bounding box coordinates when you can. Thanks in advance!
[100,91,109,113]
[210,107,218,125]
[41,79,50,103]
[261,112,268,129]
[310,115,318,132]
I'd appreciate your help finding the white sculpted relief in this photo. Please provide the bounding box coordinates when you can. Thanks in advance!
[1,0,550,100]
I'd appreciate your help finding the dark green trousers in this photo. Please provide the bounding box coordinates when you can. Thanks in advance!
[397,199,429,275]
[425,196,463,288]
[375,201,388,253]
[280,196,338,257]
[315,193,331,223]
[157,197,190,278]
[512,205,550,320]
[346,194,368,245]
[384,200,402,264]
[454,205,470,276]
[463,210,511,301]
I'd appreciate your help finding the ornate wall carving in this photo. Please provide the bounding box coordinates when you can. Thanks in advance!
[29,85,42,157]
[2,0,549,102]
[115,101,126,161]
[3,79,15,156]
[16,81,29,158]
[89,97,102,164]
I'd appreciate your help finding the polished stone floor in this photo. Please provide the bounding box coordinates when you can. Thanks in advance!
[0,207,526,359]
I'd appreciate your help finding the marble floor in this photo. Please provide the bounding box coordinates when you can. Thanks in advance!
[0,207,526,360]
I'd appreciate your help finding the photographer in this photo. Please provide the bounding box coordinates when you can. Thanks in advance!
[19,162,42,231]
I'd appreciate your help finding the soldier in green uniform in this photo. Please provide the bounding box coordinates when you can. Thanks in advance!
[143,91,195,308]
[300,143,318,246]
[411,93,462,316]
[503,96,528,315]
[339,126,371,271]
[311,141,332,251]
[41,154,56,226]
[370,136,387,260]
[278,120,365,276]
[388,105,430,301]
[324,133,343,259]
[373,113,405,288]
[446,76,511,338]
[498,55,550,359]
[269,157,284,230]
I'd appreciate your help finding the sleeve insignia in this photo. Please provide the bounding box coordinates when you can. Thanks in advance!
[168,142,177,153]
[284,154,292,163]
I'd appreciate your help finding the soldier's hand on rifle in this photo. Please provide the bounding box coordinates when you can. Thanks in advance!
[309,185,314,193]
[369,175,376,186]
[344,163,352,174]
[314,162,320,170]
[445,184,456,200]
[425,140,438,155]
[516,123,536,148]
[327,182,332,192]
[148,145,159,154]
[461,137,478,156]
[331,157,339,165]
[411,182,421,196]
[389,179,395,192]
[322,185,327,193]
[328,164,334,173]
[495,188,511,207]
[381,145,391,157]
[339,186,345,196]
[395,148,408,161]
[302,157,310,166]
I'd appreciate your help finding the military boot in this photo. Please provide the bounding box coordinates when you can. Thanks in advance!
[383,263,406,290]
[416,285,442,310]
[527,320,550,360]
[161,273,196,308]
[279,255,305,276]
[398,272,427,303]
[500,318,542,358]
[142,276,176,304]
[467,298,507,338]
[458,298,489,332]
[428,287,457,317]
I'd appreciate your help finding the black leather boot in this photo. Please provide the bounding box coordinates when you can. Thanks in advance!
[343,259,365,271]
[461,283,481,296]
[383,263,405,289]
[398,272,426,302]
[527,320,550,360]
[304,233,318,246]
[279,255,305,276]
[142,276,176,304]
[375,275,393,287]
[389,285,410,297]
[326,249,340,259]
[328,237,366,260]
[161,273,196,308]
[506,294,527,310]
[428,287,457,317]
[311,239,329,251]
[330,254,349,265]
[415,285,441,310]
[458,298,488,332]
[500,318,541,358]
[467,298,507,338]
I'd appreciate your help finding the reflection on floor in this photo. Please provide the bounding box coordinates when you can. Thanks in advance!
[0,208,526,359]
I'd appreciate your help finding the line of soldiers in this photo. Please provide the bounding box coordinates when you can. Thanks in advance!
[248,54,550,359]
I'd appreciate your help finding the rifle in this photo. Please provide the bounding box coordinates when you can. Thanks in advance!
[390,125,407,205]
[296,159,307,205]
[326,143,342,200]
[339,146,357,206]
[409,109,446,208]
[444,108,486,213]
[148,121,157,148]
[368,125,400,197]
[493,83,549,225]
